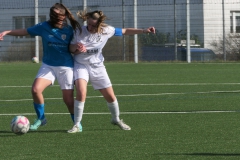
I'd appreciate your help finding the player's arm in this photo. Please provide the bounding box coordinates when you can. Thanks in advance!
[69,44,78,53]
[122,27,155,35]
[0,29,29,40]
[69,43,86,54]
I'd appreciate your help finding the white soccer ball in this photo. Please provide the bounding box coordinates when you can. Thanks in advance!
[11,116,30,135]
[32,56,39,63]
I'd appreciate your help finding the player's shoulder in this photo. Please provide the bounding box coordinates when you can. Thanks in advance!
[64,25,74,32]
[38,21,48,27]
[73,26,86,35]
[35,21,52,30]
[102,25,115,34]
[32,21,47,27]
[28,21,47,31]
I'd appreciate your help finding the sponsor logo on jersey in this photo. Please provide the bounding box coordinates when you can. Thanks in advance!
[48,42,67,47]
[48,35,54,38]
[86,48,99,54]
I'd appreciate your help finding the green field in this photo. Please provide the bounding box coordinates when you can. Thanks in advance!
[1,62,240,160]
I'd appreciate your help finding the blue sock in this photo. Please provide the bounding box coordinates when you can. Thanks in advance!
[33,102,45,120]
[70,114,74,123]
[70,114,82,126]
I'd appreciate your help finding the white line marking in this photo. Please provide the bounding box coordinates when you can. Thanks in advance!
[0,83,240,88]
[0,90,240,102]
[113,83,240,86]
[0,110,238,116]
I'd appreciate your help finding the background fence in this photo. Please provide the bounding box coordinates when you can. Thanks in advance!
[0,0,239,62]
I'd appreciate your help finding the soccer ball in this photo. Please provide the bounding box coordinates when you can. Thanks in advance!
[11,116,30,135]
[32,56,39,63]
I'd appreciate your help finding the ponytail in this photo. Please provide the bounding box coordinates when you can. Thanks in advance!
[62,5,82,34]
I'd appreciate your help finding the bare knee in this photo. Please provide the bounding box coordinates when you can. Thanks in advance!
[76,94,86,102]
[31,79,51,96]
[62,90,74,106]
[99,87,116,103]
[31,86,42,96]
[76,90,86,101]
[63,95,73,106]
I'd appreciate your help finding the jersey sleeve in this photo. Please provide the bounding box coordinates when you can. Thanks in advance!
[27,22,44,36]
[103,26,122,38]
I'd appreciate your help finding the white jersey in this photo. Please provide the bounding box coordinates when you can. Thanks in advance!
[71,25,116,65]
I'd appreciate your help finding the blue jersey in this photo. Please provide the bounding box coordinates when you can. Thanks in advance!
[27,21,74,67]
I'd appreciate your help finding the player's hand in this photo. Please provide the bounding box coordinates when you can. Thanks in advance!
[0,32,6,41]
[76,43,87,53]
[144,27,155,34]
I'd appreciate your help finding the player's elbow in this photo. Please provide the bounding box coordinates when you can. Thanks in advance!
[69,44,76,53]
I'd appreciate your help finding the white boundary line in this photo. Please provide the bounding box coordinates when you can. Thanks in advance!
[1,83,240,88]
[0,90,240,102]
[0,110,239,116]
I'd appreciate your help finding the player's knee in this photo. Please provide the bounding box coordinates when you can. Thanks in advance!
[76,92,86,101]
[106,97,116,103]
[31,86,42,95]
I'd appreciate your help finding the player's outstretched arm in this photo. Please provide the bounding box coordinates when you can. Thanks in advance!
[0,29,28,41]
[122,26,155,35]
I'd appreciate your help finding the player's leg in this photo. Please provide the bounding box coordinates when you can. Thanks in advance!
[74,78,88,125]
[30,64,55,131]
[91,65,131,130]
[99,87,119,121]
[30,77,51,130]
[62,89,74,118]
[62,89,84,132]
[67,79,87,133]
[55,66,83,132]
[91,65,119,122]
[68,63,89,133]
[99,87,131,130]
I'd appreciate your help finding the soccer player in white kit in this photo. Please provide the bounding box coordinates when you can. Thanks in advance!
[0,3,83,131]
[67,10,155,133]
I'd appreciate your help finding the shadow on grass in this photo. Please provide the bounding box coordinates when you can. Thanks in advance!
[27,130,67,133]
[0,130,67,136]
[0,128,122,137]
[0,131,16,137]
[157,153,240,157]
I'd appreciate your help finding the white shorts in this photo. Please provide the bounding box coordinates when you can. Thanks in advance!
[74,63,112,90]
[36,63,74,90]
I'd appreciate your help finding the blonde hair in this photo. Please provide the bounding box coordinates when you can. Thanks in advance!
[49,3,81,33]
[77,10,107,33]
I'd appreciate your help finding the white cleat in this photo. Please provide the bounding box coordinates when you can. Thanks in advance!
[67,125,81,133]
[111,119,131,130]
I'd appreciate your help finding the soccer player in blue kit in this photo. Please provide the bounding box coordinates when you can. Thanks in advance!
[0,3,83,131]
[67,10,155,133]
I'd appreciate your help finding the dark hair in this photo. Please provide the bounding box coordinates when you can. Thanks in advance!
[49,3,81,33]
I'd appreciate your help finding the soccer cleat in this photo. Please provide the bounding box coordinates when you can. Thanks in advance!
[111,119,131,130]
[79,123,83,132]
[67,125,81,133]
[29,118,47,131]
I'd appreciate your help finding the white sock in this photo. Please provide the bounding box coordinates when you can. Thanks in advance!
[74,100,85,127]
[107,99,120,123]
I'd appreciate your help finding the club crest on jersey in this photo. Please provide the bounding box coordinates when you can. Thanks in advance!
[61,34,66,40]
[96,35,101,42]
[87,34,101,43]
